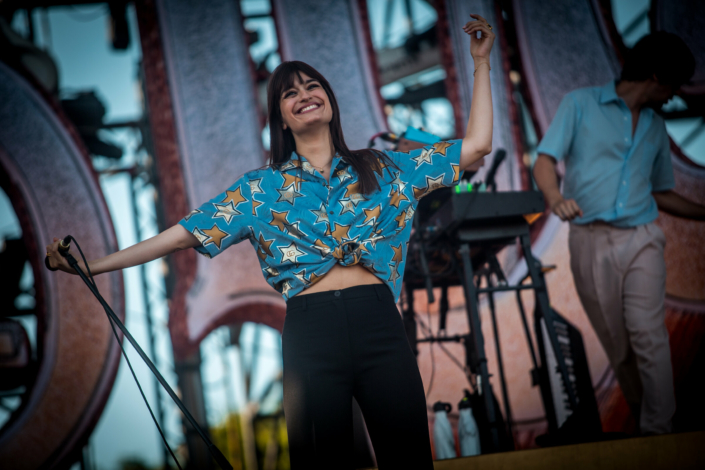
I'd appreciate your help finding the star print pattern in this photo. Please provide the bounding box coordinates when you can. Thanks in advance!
[269,209,290,232]
[334,167,353,182]
[413,174,446,200]
[222,187,246,206]
[389,186,409,209]
[361,205,382,226]
[331,222,351,243]
[278,242,305,265]
[178,139,462,300]
[212,200,242,224]
[338,198,356,215]
[264,266,280,278]
[249,178,264,195]
[202,224,230,249]
[257,233,275,261]
[452,164,461,183]
[432,141,453,156]
[252,199,263,215]
[184,209,202,221]
[276,185,304,205]
[293,269,309,285]
[411,148,434,169]
[310,203,329,225]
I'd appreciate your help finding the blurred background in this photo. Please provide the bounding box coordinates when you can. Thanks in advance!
[0,1,702,469]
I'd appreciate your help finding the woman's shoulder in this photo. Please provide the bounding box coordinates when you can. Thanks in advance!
[242,166,279,183]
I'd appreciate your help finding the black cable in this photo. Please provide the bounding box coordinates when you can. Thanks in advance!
[65,239,231,470]
[415,313,474,392]
[71,237,183,470]
[107,316,183,470]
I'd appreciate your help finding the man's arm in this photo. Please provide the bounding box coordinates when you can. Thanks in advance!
[653,190,705,221]
[533,153,583,221]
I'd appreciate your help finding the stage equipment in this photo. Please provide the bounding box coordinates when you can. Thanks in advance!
[47,236,232,470]
[534,304,602,444]
[406,170,600,449]
[367,131,399,149]
[457,391,481,457]
[432,402,457,460]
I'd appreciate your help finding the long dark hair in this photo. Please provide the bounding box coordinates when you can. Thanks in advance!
[266,61,396,195]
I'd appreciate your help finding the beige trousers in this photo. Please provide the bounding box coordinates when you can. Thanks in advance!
[568,222,675,434]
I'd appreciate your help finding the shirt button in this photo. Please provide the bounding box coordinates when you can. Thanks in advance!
[624,138,629,142]
[619,203,623,207]
[622,180,626,186]
[624,116,628,121]
[329,211,334,215]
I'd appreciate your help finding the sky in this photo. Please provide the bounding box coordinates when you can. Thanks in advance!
[1,1,702,469]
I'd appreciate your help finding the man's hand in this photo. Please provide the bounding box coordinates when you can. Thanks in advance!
[533,154,583,222]
[549,197,583,221]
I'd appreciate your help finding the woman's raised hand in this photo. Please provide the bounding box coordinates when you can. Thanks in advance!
[463,14,495,62]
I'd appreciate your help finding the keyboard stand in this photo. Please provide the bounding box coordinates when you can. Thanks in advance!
[456,217,579,451]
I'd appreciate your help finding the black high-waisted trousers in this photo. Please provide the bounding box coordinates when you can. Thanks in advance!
[283,284,433,469]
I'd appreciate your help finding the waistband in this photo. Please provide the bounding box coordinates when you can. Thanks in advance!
[571,220,639,230]
[286,284,390,310]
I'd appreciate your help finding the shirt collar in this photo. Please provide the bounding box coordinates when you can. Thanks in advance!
[280,151,346,176]
[599,80,655,121]
[599,81,620,104]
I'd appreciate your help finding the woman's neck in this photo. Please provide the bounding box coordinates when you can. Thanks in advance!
[292,126,335,168]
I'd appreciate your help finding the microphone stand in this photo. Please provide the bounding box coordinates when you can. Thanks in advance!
[56,242,232,470]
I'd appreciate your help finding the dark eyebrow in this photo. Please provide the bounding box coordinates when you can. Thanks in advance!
[282,78,320,95]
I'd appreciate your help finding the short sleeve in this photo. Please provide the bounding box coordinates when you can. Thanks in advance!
[536,93,580,162]
[650,128,675,192]
[384,139,462,200]
[178,174,254,258]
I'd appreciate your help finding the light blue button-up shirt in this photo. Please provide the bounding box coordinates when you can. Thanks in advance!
[536,81,674,227]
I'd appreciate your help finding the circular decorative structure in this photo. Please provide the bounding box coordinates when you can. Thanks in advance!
[0,62,124,469]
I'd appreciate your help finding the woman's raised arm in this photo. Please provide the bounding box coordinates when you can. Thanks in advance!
[460,14,495,170]
[45,224,200,276]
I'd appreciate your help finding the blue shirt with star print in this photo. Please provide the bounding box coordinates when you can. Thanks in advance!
[536,81,675,227]
[178,140,463,301]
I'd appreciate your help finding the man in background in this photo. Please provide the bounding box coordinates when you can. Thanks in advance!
[533,32,705,435]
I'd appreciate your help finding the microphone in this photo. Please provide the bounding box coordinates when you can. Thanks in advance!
[58,236,72,256]
[484,149,506,193]
[367,132,398,148]
[44,235,72,271]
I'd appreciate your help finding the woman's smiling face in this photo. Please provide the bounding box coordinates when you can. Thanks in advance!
[279,72,333,135]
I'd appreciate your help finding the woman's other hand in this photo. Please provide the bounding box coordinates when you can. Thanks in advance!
[463,14,495,62]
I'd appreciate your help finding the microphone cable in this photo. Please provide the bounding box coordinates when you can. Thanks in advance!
[67,236,183,470]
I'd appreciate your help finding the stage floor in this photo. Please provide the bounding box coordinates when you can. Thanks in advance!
[366,431,705,470]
